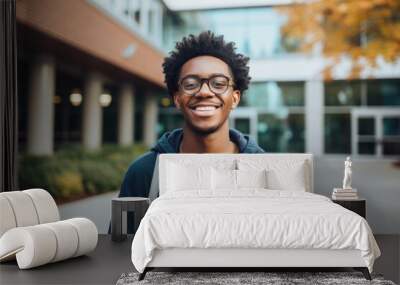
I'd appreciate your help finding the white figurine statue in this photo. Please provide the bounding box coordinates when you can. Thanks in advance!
[342,156,352,189]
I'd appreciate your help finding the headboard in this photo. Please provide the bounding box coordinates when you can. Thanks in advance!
[158,153,314,195]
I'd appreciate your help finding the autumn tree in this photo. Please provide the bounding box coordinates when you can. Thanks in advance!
[278,0,400,79]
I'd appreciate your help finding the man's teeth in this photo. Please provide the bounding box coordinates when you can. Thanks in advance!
[194,106,217,111]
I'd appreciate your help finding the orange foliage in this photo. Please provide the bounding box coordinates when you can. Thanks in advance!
[278,0,400,80]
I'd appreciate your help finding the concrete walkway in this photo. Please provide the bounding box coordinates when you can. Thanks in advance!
[59,191,118,234]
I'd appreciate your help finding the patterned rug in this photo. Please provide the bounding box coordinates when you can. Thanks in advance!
[116,271,396,285]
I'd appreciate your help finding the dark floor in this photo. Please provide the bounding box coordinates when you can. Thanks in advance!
[0,234,399,284]
[374,235,400,284]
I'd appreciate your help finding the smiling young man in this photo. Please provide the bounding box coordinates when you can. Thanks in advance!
[117,31,264,233]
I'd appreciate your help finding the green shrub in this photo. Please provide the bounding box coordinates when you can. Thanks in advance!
[53,170,84,198]
[79,160,121,194]
[18,144,146,200]
[19,156,66,198]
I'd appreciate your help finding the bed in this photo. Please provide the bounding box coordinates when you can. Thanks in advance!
[131,154,381,280]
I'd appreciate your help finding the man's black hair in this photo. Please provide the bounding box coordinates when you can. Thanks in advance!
[162,31,251,97]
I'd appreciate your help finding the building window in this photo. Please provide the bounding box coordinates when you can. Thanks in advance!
[163,7,296,59]
[134,93,144,142]
[324,113,351,154]
[243,81,305,152]
[54,69,84,148]
[287,113,305,152]
[325,80,362,106]
[382,117,400,155]
[157,113,183,137]
[279,82,304,106]
[158,94,184,137]
[102,84,118,144]
[366,79,400,106]
[244,81,304,108]
[235,118,251,134]
[257,113,304,153]
[324,79,400,156]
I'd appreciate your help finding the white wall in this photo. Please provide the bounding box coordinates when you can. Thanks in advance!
[250,55,400,82]
[314,157,400,234]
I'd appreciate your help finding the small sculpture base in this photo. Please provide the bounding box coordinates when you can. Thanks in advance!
[333,188,357,192]
[332,187,359,200]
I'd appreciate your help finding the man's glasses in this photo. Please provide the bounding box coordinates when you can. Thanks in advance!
[178,75,234,96]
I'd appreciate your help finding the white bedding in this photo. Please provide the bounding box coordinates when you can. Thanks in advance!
[131,190,380,273]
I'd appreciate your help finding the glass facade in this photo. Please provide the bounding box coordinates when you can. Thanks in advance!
[163,7,294,59]
[325,79,400,155]
[367,79,400,106]
[90,0,165,47]
[325,80,362,106]
[157,112,184,138]
[241,81,305,152]
[160,2,400,157]
[102,84,119,144]
[157,94,183,138]
[324,114,351,154]
[54,70,84,148]
[159,4,400,157]
[234,118,251,134]
[382,117,400,155]
[257,113,304,153]
[384,117,400,136]
[244,81,304,109]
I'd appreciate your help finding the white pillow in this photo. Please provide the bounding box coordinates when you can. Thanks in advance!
[167,162,212,192]
[237,159,307,191]
[211,168,268,190]
[212,168,236,190]
[236,169,268,189]
[266,162,306,191]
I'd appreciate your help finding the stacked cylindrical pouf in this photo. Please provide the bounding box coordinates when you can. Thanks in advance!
[0,189,98,269]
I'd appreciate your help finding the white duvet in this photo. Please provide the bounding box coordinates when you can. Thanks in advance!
[131,190,380,273]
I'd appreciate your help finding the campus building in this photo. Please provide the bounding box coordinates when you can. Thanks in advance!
[17,0,167,155]
[17,0,399,158]
[160,3,400,158]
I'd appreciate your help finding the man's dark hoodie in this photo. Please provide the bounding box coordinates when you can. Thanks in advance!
[117,128,264,233]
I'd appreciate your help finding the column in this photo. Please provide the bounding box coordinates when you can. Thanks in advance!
[305,80,324,156]
[82,72,103,150]
[27,55,55,155]
[118,84,135,146]
[139,0,149,35]
[152,2,163,45]
[143,93,158,147]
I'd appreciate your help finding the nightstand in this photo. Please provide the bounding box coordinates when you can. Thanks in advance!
[332,198,366,218]
[111,197,150,242]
